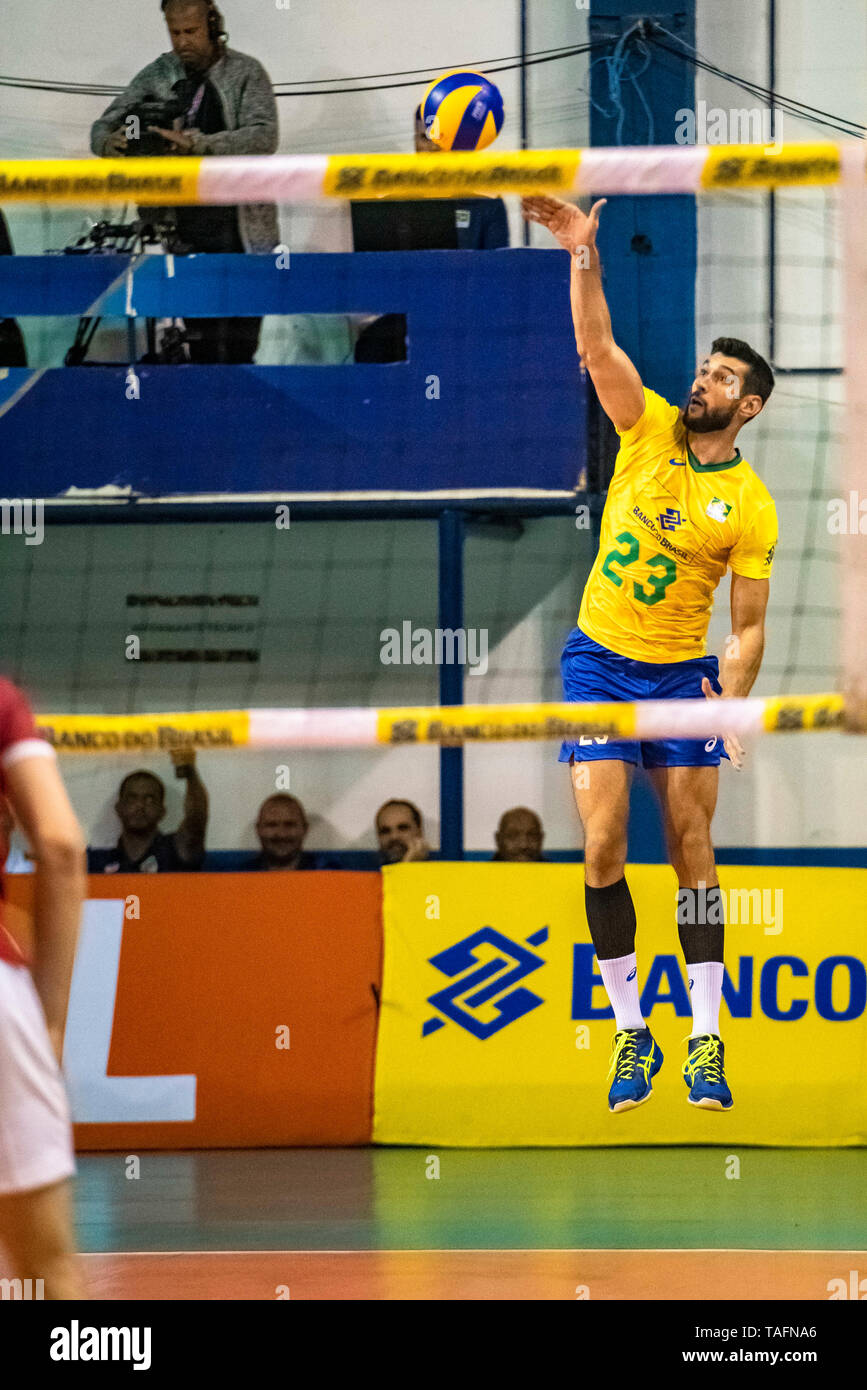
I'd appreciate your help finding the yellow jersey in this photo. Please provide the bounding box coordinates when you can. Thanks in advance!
[578,388,778,662]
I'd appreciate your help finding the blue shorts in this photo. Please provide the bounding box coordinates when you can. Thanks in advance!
[559,626,728,768]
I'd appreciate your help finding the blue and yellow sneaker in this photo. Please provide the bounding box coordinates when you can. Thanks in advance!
[606,1027,663,1112]
[683,1033,733,1110]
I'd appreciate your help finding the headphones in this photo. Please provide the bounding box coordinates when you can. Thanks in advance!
[161,1,227,46]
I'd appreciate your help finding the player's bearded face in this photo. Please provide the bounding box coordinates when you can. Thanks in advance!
[681,392,740,433]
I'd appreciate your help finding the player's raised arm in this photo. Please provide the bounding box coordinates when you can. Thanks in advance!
[522,195,645,433]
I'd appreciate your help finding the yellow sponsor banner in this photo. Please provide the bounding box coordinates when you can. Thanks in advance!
[376,701,634,746]
[324,150,580,200]
[0,159,202,204]
[701,142,841,190]
[374,864,867,1146]
[762,692,845,733]
[36,710,250,753]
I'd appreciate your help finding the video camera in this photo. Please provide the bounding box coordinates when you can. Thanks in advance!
[124,94,188,157]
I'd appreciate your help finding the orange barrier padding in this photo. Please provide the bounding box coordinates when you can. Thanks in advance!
[4,873,382,1149]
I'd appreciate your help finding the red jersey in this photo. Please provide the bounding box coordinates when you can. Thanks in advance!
[0,679,55,966]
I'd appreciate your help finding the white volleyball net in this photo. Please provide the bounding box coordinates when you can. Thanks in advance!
[0,143,864,859]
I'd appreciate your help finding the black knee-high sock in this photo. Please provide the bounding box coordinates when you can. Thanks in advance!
[676,885,725,963]
[585,877,637,960]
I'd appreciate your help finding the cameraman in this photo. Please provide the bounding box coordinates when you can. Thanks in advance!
[90,1,279,364]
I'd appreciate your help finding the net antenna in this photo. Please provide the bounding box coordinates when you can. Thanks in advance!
[841,147,867,730]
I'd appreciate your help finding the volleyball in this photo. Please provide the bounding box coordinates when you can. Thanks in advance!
[420,69,504,151]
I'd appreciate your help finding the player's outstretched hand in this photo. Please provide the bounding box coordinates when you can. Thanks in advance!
[521,195,607,256]
[701,676,745,770]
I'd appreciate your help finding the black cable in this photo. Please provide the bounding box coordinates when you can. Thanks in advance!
[1,29,862,142]
[645,31,865,140]
[650,30,866,133]
[269,41,605,85]
[269,44,607,96]
[0,42,606,100]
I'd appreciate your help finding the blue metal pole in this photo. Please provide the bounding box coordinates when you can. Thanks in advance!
[768,0,777,362]
[588,1,697,405]
[438,508,464,858]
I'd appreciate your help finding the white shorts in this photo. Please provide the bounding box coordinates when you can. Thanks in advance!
[0,959,76,1197]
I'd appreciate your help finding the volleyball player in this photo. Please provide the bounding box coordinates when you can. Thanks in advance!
[0,677,86,1297]
[523,195,778,1112]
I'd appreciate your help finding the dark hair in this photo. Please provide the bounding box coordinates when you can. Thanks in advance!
[118,770,166,801]
[497,807,543,834]
[376,798,423,831]
[257,793,308,828]
[711,337,774,406]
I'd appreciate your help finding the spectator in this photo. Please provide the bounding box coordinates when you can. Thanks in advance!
[245,794,335,870]
[492,807,547,862]
[87,750,208,872]
[90,0,279,364]
[376,799,430,865]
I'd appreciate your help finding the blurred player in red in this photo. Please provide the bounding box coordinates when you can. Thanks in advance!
[0,677,86,1298]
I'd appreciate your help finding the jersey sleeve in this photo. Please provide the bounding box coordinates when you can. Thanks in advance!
[615,387,680,443]
[729,500,778,579]
[0,680,53,770]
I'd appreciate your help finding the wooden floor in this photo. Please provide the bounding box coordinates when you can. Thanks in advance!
[79,1248,867,1300]
[7,1147,867,1300]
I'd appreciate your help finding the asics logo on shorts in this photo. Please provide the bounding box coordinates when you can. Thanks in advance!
[705,738,718,751]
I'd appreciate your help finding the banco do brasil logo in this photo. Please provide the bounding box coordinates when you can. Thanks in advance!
[423,926,548,1039]
[422,936,866,1036]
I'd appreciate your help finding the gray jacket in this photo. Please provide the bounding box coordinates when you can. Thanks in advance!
[90,47,280,253]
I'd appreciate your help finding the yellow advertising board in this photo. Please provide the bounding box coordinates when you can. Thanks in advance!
[373,864,867,1146]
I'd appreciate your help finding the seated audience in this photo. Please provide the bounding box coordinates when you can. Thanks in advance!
[87,750,208,872]
[376,799,431,865]
[491,807,547,862]
[245,794,335,870]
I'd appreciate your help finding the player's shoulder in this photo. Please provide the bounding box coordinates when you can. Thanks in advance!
[132,53,176,86]
[0,677,30,719]
[0,678,39,753]
[735,454,777,510]
[618,387,681,443]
